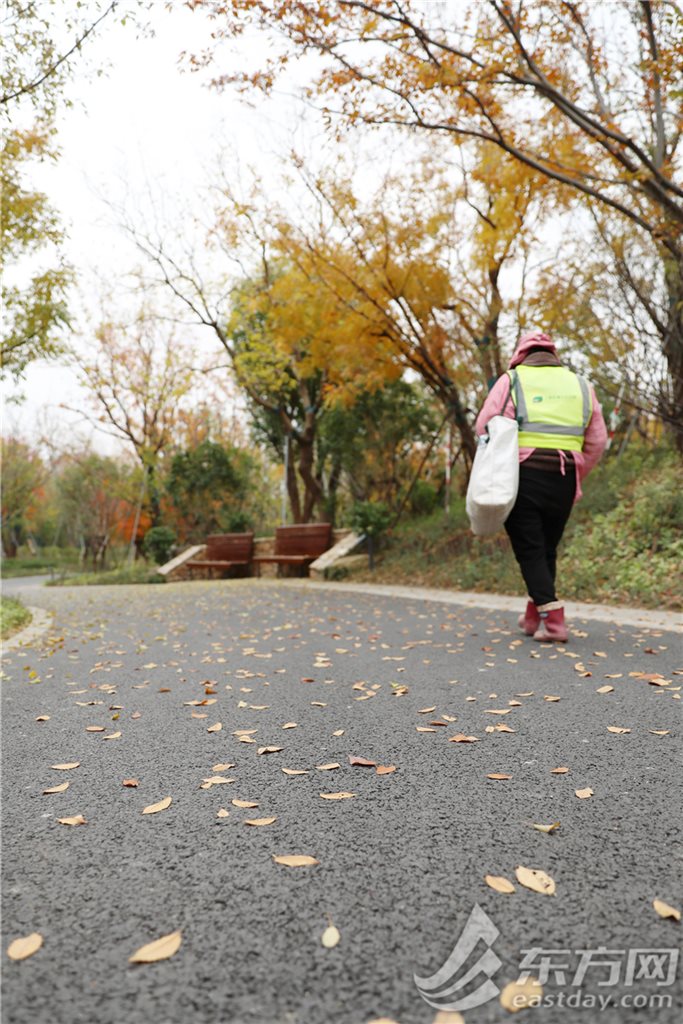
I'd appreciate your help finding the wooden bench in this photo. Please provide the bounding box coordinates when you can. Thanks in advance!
[186,533,254,579]
[252,523,332,577]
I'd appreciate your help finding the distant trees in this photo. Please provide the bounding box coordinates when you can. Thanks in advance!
[0,437,45,556]
[188,0,683,451]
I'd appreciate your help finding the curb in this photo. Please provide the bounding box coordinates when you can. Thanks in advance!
[264,579,683,634]
[1,606,54,653]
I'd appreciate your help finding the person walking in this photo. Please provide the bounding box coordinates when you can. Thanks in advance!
[475,330,608,641]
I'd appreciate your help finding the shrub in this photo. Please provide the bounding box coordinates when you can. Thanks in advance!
[142,526,176,565]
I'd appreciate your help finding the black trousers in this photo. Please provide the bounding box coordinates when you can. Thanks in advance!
[504,464,576,606]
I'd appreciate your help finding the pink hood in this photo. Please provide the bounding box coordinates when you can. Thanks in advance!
[508,330,558,369]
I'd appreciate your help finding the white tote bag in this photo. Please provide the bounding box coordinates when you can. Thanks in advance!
[466,415,519,537]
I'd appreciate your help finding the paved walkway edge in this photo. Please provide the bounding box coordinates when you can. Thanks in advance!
[1,606,54,654]
[277,579,683,634]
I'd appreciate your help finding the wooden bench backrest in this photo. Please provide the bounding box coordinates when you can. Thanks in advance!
[274,523,332,557]
[205,533,254,561]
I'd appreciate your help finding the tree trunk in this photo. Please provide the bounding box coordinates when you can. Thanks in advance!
[662,254,683,456]
[298,430,324,522]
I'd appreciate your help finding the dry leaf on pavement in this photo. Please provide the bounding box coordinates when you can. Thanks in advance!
[244,817,276,826]
[257,746,283,755]
[376,765,396,775]
[499,977,543,1012]
[322,924,340,948]
[320,792,355,800]
[653,899,680,922]
[487,773,512,781]
[142,797,172,815]
[272,854,319,867]
[282,768,309,776]
[515,866,556,895]
[484,875,516,894]
[129,930,182,963]
[348,756,376,766]
[448,734,479,743]
[6,933,43,961]
[232,799,258,808]
[57,815,86,826]
[550,767,569,774]
[531,822,560,834]
[607,726,631,734]
[122,779,139,787]
[43,782,69,794]
[207,722,222,733]
[575,788,593,799]
[51,763,80,770]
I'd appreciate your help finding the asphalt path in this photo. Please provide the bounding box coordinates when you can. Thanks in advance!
[2,580,681,1024]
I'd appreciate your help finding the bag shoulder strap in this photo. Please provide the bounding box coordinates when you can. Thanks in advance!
[506,369,523,427]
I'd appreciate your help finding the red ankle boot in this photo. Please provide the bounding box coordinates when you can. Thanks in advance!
[533,604,568,642]
[518,600,540,636]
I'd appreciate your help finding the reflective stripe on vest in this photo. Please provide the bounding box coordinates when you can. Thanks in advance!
[508,366,591,452]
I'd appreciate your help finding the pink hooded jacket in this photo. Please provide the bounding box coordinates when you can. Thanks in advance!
[474,331,608,501]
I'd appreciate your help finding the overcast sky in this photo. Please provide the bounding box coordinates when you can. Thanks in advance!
[2,2,341,452]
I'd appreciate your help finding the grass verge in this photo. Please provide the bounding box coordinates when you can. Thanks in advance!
[47,562,165,587]
[0,597,32,639]
[339,446,683,611]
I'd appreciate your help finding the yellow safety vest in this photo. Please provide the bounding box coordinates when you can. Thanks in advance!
[508,365,592,452]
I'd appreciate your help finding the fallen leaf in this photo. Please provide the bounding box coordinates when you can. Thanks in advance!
[282,722,297,729]
[7,933,43,961]
[348,756,376,766]
[499,977,543,1012]
[376,765,396,775]
[35,716,50,722]
[85,726,105,733]
[448,734,479,743]
[57,815,86,826]
[649,730,670,736]
[484,709,511,715]
[653,899,680,922]
[245,817,276,826]
[43,782,69,794]
[596,685,614,694]
[212,763,234,771]
[484,875,515,894]
[322,924,340,948]
[543,695,561,702]
[417,706,437,714]
[282,768,309,776]
[320,792,355,800]
[129,930,182,963]
[102,731,121,741]
[232,799,258,809]
[432,1013,465,1024]
[550,767,569,774]
[416,726,436,733]
[257,746,283,755]
[142,797,172,815]
[207,722,222,733]
[216,808,230,818]
[332,729,344,737]
[200,775,233,788]
[272,854,319,867]
[607,726,631,734]
[50,762,80,770]
[575,788,593,799]
[531,822,561,834]
[487,773,512,781]
[515,865,556,895]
